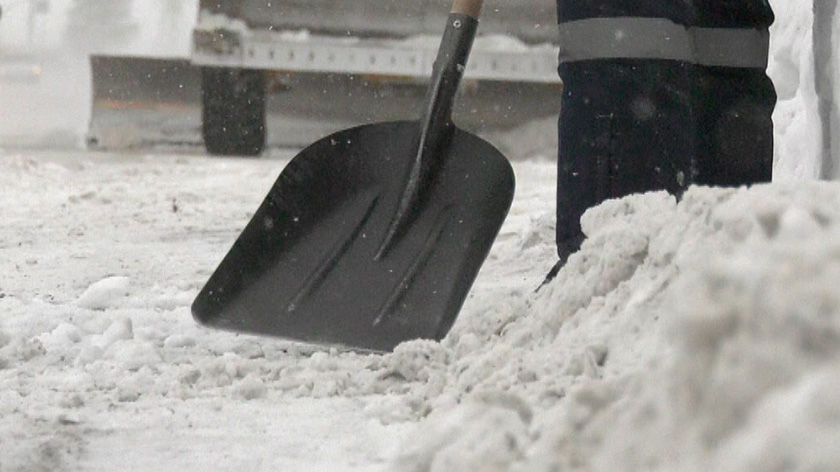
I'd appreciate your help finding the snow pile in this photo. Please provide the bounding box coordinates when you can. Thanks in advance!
[75,276,132,310]
[384,182,840,471]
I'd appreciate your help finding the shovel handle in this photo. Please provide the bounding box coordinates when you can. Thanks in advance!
[451,0,483,18]
[377,0,484,258]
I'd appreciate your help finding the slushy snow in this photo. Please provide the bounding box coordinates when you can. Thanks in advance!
[3,0,840,471]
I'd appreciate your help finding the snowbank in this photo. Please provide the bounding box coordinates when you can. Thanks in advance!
[381,181,840,471]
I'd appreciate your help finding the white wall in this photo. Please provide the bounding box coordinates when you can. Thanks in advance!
[769,0,840,181]
[768,0,820,180]
[815,0,840,180]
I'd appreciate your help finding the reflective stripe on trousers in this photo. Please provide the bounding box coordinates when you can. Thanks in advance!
[557,17,769,69]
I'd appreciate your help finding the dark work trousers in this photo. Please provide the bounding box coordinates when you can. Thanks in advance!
[694,67,775,186]
[555,1,776,260]
[556,60,695,257]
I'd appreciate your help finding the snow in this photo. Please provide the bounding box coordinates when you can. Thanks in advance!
[3,0,840,471]
[195,10,250,36]
[0,151,416,471]
[75,276,132,311]
[4,156,840,471]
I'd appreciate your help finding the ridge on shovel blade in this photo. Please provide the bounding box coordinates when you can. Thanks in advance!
[192,1,515,352]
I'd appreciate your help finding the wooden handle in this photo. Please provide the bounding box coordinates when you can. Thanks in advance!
[451,0,483,18]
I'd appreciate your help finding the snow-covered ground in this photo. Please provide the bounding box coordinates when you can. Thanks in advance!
[4,148,840,471]
[3,1,840,471]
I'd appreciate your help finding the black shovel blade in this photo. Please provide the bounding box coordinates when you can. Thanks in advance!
[192,120,514,352]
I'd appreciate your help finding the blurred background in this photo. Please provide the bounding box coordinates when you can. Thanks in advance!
[0,0,197,149]
[0,0,561,158]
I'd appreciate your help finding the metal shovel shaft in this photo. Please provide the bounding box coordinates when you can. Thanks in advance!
[377,1,483,259]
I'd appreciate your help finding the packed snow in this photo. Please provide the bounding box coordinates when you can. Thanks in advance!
[3,0,840,471]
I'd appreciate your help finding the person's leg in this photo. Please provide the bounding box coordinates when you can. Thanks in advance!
[556,60,694,262]
[693,68,775,186]
[693,2,776,186]
[552,3,697,270]
[549,0,775,280]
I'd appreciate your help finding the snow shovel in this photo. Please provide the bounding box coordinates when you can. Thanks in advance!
[192,0,514,352]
